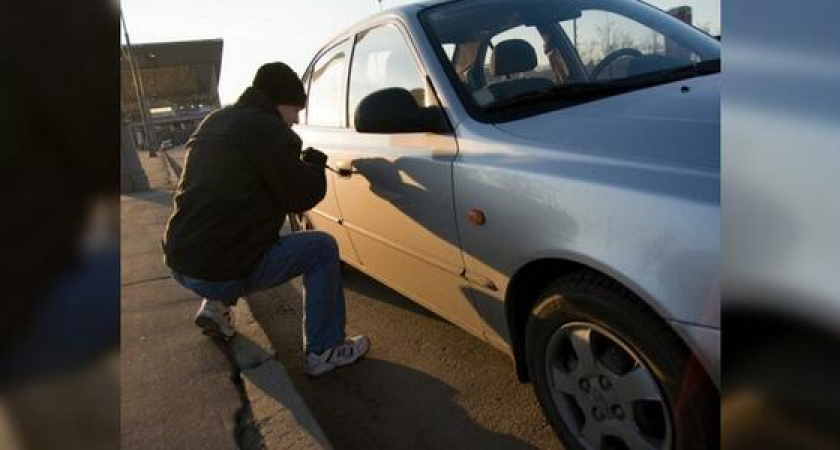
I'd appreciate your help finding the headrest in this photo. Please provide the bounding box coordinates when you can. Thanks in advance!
[491,39,538,76]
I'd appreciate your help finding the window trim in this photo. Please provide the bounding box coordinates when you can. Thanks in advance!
[301,39,351,129]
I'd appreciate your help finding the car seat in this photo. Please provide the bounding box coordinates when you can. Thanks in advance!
[487,39,555,101]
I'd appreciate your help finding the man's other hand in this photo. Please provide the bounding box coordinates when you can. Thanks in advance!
[301,147,328,168]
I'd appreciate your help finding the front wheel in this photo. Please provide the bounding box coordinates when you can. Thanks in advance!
[525,271,718,450]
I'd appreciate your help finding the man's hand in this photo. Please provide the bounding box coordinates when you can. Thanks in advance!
[301,147,328,168]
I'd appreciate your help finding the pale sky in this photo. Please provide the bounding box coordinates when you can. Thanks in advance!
[120,0,719,105]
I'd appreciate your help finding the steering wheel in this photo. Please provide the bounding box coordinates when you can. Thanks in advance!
[590,48,644,80]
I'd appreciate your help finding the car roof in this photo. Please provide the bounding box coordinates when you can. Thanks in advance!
[413,0,456,7]
[393,0,454,12]
[309,0,458,58]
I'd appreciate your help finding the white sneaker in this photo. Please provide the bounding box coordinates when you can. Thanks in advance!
[194,299,236,339]
[305,335,370,377]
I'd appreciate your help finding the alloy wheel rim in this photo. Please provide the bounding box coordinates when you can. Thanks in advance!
[544,322,673,450]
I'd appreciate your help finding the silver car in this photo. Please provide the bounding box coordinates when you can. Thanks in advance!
[293,0,719,448]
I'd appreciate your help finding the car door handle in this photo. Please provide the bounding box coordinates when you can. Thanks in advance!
[333,160,354,178]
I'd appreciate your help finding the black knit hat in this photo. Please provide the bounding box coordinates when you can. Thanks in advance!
[252,62,307,107]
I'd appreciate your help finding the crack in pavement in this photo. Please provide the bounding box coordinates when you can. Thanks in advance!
[121,275,172,287]
[210,337,267,450]
[238,356,275,372]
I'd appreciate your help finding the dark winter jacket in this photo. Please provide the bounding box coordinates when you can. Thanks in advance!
[162,87,325,281]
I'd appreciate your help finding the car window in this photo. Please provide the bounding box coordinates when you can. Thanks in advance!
[559,9,698,81]
[422,0,719,118]
[307,41,348,127]
[348,24,435,128]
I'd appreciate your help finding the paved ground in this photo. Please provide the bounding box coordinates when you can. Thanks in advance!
[121,152,247,450]
[248,265,561,449]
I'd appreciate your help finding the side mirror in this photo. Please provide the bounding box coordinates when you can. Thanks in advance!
[354,88,451,134]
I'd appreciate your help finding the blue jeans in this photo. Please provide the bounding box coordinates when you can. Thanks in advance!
[172,231,346,354]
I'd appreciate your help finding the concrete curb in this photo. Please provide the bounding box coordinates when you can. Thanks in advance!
[160,149,182,187]
[231,301,333,449]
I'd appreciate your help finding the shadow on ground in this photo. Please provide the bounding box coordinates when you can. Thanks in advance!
[244,268,553,449]
[122,191,173,207]
[339,265,446,323]
[235,326,538,449]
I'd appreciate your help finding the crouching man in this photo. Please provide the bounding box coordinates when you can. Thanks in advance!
[162,62,369,377]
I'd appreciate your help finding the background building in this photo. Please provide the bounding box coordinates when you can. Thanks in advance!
[121,39,223,149]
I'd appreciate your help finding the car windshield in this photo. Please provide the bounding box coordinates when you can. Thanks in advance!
[421,0,720,118]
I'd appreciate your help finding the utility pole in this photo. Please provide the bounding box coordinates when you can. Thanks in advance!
[121,10,158,157]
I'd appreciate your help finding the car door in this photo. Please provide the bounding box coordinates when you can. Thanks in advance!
[295,39,361,266]
[334,23,483,332]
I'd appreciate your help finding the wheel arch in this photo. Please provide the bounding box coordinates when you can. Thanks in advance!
[505,256,690,383]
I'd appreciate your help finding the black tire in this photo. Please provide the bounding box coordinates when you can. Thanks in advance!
[525,270,719,450]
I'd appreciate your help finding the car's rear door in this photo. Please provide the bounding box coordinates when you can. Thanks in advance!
[295,39,361,266]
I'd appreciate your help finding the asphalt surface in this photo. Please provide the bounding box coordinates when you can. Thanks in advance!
[248,268,561,449]
[168,145,562,449]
